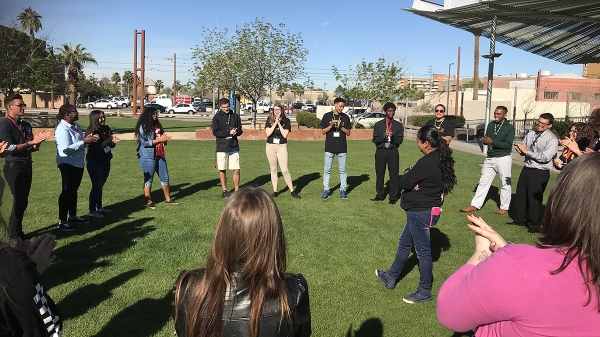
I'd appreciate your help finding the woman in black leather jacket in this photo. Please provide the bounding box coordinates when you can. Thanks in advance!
[174,187,311,337]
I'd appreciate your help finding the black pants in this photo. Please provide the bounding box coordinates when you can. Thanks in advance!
[58,163,84,222]
[374,148,399,201]
[514,167,550,225]
[4,161,32,239]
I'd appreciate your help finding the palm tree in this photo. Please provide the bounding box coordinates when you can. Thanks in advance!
[154,79,164,94]
[57,43,97,105]
[122,70,133,97]
[111,72,121,85]
[17,7,42,42]
[17,7,43,107]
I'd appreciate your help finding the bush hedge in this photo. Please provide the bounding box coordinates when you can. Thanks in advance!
[296,111,321,129]
[409,115,466,128]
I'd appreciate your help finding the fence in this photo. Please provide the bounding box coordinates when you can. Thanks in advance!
[462,116,589,141]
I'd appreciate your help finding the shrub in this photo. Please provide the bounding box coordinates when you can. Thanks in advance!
[296,111,321,129]
[551,118,571,139]
[409,114,465,128]
[354,123,365,129]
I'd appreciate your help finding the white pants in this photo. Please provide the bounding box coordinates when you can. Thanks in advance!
[471,155,512,210]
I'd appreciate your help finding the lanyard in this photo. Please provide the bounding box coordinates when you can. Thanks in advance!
[99,126,107,140]
[385,118,392,133]
[493,119,505,135]
[6,116,26,141]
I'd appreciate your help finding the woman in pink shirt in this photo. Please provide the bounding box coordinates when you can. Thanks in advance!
[438,153,600,336]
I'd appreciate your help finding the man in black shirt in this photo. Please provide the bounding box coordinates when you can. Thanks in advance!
[425,104,455,144]
[212,98,243,199]
[320,97,352,199]
[0,94,50,243]
[371,102,404,204]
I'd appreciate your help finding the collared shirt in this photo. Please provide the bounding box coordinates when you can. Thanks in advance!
[55,119,86,168]
[522,129,558,170]
[0,117,35,162]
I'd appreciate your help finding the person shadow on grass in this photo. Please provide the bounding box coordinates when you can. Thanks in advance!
[346,317,383,337]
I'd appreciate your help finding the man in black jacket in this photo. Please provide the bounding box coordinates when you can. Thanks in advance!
[371,102,404,204]
[0,94,49,243]
[212,98,243,199]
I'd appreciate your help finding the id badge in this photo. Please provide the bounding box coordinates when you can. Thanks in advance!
[333,131,340,138]
[273,137,280,144]
[104,146,111,153]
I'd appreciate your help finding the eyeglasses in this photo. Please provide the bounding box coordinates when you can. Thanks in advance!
[11,103,26,108]
[99,116,106,119]
[435,109,445,113]
[68,110,78,113]
[569,129,577,133]
[536,120,550,126]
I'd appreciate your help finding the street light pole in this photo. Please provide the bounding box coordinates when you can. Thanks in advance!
[446,63,454,110]
[324,83,327,104]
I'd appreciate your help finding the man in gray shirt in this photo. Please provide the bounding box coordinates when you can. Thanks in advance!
[508,113,557,233]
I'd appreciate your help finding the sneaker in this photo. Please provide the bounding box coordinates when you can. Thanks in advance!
[88,212,105,218]
[68,216,89,223]
[165,199,178,205]
[96,207,112,213]
[403,289,433,304]
[222,190,230,199]
[340,190,348,199]
[57,222,74,231]
[147,202,156,209]
[375,269,396,290]
[321,190,331,200]
[290,191,301,199]
[272,191,279,197]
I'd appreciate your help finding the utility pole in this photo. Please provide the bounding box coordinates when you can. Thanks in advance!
[482,16,502,155]
[428,65,433,92]
[133,30,145,118]
[446,63,454,110]
[173,53,177,106]
[455,47,461,116]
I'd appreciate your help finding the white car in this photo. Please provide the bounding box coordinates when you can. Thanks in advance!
[87,99,118,109]
[257,102,270,113]
[114,97,130,107]
[245,102,254,110]
[166,103,196,115]
[355,112,386,128]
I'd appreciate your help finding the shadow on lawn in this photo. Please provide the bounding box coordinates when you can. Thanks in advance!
[243,174,272,189]
[346,174,370,194]
[397,228,451,282]
[91,290,173,337]
[169,179,221,199]
[345,317,383,337]
[44,217,155,289]
[58,269,143,320]
[295,172,320,193]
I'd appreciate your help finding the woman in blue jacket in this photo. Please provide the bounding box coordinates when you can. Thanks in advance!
[135,107,176,209]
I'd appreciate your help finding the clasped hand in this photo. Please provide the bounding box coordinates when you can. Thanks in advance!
[466,214,509,265]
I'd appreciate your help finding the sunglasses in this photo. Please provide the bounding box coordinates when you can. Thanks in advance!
[435,109,445,113]
[12,103,27,108]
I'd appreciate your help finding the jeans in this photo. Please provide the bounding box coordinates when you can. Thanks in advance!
[387,209,440,292]
[58,163,84,222]
[139,157,169,186]
[323,152,347,191]
[4,161,32,239]
[87,157,111,212]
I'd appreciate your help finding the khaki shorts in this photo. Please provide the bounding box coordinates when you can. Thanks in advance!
[216,152,240,170]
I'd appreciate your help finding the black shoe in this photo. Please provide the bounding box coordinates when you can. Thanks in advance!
[68,216,89,223]
[506,221,524,226]
[165,199,178,205]
[526,224,540,233]
[370,196,385,201]
[222,190,230,199]
[290,191,301,199]
[272,191,279,197]
[389,199,397,205]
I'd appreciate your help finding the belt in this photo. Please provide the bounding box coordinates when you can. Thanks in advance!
[5,161,32,168]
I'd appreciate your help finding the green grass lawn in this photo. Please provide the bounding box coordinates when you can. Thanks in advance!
[8,138,554,336]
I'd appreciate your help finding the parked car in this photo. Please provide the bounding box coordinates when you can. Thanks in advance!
[166,103,196,115]
[355,112,386,128]
[109,97,129,108]
[193,103,205,112]
[292,102,303,110]
[347,108,369,119]
[257,102,270,113]
[87,99,118,109]
[140,103,166,114]
[245,102,254,110]
[305,104,316,113]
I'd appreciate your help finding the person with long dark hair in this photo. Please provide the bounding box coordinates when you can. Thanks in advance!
[265,104,300,198]
[438,153,600,336]
[85,110,120,218]
[554,122,594,169]
[135,107,176,209]
[0,222,62,336]
[376,125,456,304]
[174,187,311,337]
[55,104,99,231]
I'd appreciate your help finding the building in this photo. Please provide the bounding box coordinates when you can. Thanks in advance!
[402,74,450,92]
[583,63,600,79]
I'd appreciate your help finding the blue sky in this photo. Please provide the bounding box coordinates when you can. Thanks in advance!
[1,0,582,90]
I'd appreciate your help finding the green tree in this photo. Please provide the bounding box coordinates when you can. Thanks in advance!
[17,7,44,107]
[56,43,97,105]
[460,79,483,90]
[111,72,121,85]
[122,70,133,97]
[154,79,164,94]
[276,83,288,100]
[192,18,308,128]
[290,82,304,101]
[17,7,42,42]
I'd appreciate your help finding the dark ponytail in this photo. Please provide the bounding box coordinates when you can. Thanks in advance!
[417,125,457,195]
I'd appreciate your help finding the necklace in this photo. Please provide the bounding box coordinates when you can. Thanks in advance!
[434,118,444,129]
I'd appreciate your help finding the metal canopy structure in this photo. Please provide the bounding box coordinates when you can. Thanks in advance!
[406,0,600,64]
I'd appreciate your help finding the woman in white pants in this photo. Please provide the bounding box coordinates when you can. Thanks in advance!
[265,104,300,199]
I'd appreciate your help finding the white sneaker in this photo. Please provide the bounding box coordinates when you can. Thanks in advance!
[88,212,105,218]
[96,208,112,213]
